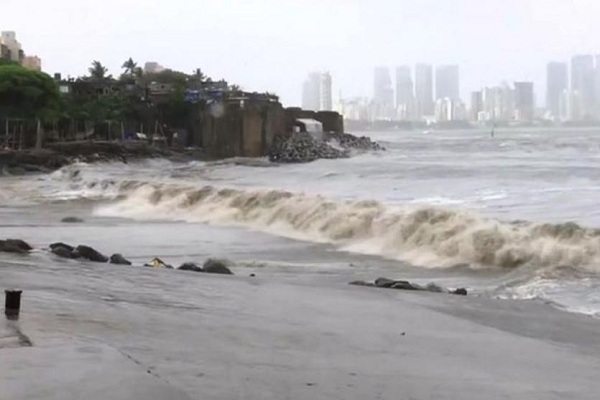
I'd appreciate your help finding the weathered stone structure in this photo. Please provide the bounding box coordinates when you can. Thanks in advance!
[200,96,285,159]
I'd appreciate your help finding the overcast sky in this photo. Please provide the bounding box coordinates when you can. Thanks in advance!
[3,0,600,106]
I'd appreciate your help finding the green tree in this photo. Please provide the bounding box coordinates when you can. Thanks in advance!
[88,60,109,80]
[0,64,61,120]
[121,58,138,75]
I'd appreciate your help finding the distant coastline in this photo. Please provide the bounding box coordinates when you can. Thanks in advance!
[345,119,600,132]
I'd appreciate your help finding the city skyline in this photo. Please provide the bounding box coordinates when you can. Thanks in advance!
[3,0,600,107]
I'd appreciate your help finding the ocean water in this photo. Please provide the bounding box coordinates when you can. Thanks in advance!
[3,127,600,316]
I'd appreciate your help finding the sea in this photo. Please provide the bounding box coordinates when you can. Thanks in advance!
[3,127,600,316]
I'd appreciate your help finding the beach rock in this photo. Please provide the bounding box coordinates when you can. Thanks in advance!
[50,242,75,252]
[51,245,77,259]
[73,245,109,263]
[61,216,84,223]
[0,239,32,254]
[202,258,233,275]
[110,253,132,266]
[355,277,468,296]
[178,262,203,272]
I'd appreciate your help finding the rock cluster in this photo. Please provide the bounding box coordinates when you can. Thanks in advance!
[0,238,235,275]
[324,132,386,152]
[268,132,349,163]
[267,131,384,163]
[350,277,467,296]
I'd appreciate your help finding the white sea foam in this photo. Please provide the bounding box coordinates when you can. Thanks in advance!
[93,182,600,271]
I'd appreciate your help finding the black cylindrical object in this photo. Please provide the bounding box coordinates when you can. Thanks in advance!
[5,289,22,318]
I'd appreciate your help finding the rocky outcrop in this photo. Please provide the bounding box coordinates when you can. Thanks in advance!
[267,132,384,163]
[324,132,385,151]
[268,132,349,163]
[0,239,33,254]
[73,245,109,263]
[350,278,467,296]
[202,259,234,275]
[178,262,204,272]
[110,254,132,266]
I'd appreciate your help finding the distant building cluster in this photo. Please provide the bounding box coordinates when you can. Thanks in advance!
[338,64,466,123]
[301,72,333,112]
[322,53,600,125]
[470,81,535,124]
[544,55,600,122]
[0,31,42,71]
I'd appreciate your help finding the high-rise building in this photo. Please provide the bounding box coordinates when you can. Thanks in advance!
[395,66,413,106]
[546,62,568,119]
[470,91,483,121]
[435,65,459,101]
[319,72,333,111]
[302,72,332,111]
[395,66,415,120]
[571,55,595,119]
[415,63,434,117]
[302,72,320,111]
[373,67,394,119]
[514,82,535,122]
[0,31,23,62]
[482,83,515,122]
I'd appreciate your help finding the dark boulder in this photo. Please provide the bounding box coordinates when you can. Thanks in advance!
[110,253,132,266]
[61,217,84,223]
[178,262,203,272]
[50,242,75,252]
[51,245,77,259]
[202,258,233,275]
[0,239,32,254]
[452,288,468,296]
[73,245,108,263]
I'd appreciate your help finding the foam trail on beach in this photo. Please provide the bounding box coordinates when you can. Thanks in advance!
[93,182,600,271]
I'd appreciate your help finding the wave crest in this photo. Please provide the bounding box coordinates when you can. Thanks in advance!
[92,183,600,271]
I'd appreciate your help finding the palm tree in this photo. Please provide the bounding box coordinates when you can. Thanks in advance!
[122,58,138,75]
[88,61,109,80]
[192,68,206,82]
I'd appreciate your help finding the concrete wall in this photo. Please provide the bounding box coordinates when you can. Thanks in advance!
[201,100,284,159]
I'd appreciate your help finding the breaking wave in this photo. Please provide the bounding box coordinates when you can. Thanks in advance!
[92,182,600,271]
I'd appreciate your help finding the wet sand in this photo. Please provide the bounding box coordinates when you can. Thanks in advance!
[1,258,600,400]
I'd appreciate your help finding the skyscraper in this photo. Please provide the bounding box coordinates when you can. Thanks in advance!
[302,72,320,111]
[470,91,483,121]
[571,55,595,119]
[514,82,535,122]
[319,72,333,111]
[546,62,568,119]
[373,67,394,119]
[415,63,434,117]
[395,66,413,106]
[302,72,332,111]
[435,65,459,101]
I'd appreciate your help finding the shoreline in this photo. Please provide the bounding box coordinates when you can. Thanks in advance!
[0,141,205,175]
[1,256,599,399]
